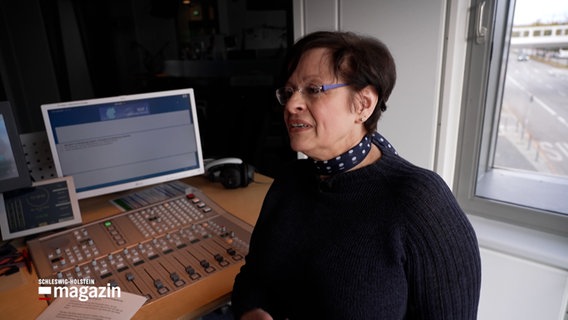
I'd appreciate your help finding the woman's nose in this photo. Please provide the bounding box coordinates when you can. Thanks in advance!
[284,93,306,113]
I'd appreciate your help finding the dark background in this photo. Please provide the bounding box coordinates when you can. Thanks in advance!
[0,0,296,177]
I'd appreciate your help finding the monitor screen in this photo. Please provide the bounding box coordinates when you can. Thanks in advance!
[0,101,32,193]
[0,176,81,240]
[41,88,204,199]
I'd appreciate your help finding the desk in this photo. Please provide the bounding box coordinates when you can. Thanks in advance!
[0,174,271,320]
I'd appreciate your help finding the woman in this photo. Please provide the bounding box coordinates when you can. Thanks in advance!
[231,31,481,320]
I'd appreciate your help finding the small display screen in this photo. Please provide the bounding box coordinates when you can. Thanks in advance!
[3,180,75,233]
[0,176,82,240]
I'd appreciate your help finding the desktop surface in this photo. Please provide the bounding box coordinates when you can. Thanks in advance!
[0,174,271,320]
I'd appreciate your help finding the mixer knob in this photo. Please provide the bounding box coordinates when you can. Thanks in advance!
[55,248,62,255]
[185,266,195,275]
[88,239,94,246]
[56,272,63,279]
[75,266,81,273]
[154,279,164,289]
[91,260,97,266]
[123,248,129,255]
[108,254,113,260]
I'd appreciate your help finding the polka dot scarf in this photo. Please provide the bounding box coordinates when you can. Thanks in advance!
[312,132,397,176]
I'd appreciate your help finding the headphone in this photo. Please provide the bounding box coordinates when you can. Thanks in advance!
[204,158,254,189]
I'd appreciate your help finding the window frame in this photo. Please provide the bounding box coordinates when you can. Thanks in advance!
[454,0,568,237]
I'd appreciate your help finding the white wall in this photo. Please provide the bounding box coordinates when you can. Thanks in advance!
[479,248,568,320]
[293,0,568,319]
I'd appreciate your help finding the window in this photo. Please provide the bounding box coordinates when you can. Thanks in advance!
[455,0,568,235]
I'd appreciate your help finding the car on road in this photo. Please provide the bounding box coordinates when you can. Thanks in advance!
[517,54,530,61]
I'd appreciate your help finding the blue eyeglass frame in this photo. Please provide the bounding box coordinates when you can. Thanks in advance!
[275,83,349,105]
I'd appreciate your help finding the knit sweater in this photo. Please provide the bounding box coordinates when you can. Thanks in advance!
[231,139,481,319]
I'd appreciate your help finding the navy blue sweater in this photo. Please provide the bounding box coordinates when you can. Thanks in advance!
[232,142,481,319]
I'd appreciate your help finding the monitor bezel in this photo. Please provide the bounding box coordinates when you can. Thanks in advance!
[0,101,32,193]
[41,88,205,199]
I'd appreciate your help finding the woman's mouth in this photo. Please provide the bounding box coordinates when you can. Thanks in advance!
[290,122,311,128]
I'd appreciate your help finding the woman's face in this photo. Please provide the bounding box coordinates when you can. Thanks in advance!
[283,48,366,161]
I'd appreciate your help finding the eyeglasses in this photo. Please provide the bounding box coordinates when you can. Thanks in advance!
[275,83,349,106]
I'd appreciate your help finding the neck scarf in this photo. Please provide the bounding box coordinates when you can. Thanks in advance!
[311,132,397,176]
[312,135,372,175]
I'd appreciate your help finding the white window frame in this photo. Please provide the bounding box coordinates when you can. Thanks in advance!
[453,0,568,238]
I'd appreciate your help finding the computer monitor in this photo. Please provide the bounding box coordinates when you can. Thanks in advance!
[41,88,204,199]
[0,101,32,193]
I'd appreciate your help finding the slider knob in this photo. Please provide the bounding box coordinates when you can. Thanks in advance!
[185,266,195,275]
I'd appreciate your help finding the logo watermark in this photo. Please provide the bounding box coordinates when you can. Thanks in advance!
[38,278,121,301]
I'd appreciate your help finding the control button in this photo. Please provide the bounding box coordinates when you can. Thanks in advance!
[174,279,186,287]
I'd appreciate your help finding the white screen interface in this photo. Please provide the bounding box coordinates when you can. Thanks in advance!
[45,93,201,195]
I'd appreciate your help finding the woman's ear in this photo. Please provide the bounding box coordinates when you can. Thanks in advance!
[357,85,378,120]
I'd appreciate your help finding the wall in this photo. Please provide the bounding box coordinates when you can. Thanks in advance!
[293,0,568,319]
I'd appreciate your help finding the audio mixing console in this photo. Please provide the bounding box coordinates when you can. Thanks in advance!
[28,186,253,304]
